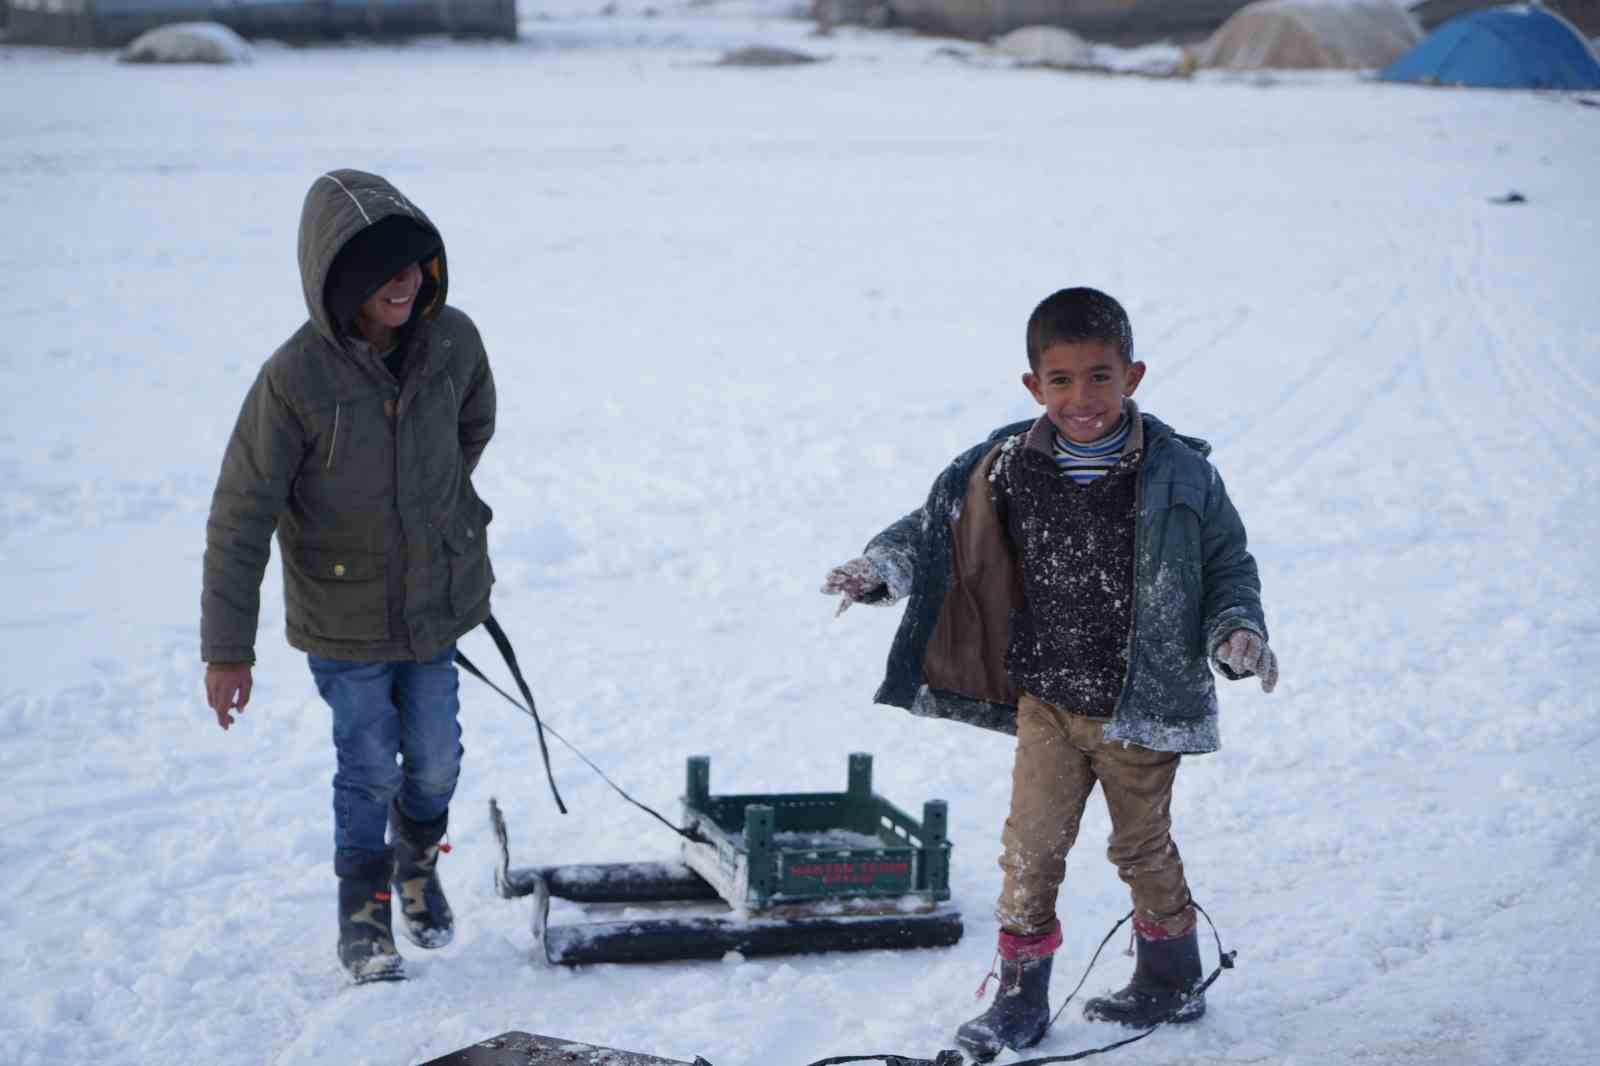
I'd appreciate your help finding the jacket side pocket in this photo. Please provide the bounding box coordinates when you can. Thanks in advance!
[442,515,492,618]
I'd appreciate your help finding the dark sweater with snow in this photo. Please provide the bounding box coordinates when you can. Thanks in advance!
[995,430,1140,719]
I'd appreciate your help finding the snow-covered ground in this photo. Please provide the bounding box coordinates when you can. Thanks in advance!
[3,7,1598,1065]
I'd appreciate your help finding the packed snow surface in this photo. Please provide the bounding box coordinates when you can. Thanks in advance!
[2,5,1598,1066]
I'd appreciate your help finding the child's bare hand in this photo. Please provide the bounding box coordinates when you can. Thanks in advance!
[821,557,889,616]
[205,664,253,729]
[1213,630,1278,693]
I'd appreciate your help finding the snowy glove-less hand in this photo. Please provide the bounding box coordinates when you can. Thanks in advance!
[821,556,890,616]
[204,663,254,730]
[1213,629,1279,693]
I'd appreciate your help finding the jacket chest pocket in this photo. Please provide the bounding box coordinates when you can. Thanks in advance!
[1161,481,1206,568]
[401,376,463,485]
[442,516,492,618]
[317,396,394,484]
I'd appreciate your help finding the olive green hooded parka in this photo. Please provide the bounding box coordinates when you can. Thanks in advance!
[201,170,496,665]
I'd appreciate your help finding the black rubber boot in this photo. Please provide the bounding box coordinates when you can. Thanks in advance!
[337,850,405,984]
[956,955,1054,1062]
[390,804,454,949]
[1082,927,1205,1027]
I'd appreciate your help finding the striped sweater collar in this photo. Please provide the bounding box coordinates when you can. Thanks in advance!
[1054,415,1131,459]
[1023,400,1144,460]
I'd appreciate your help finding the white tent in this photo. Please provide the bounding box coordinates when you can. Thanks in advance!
[120,21,253,62]
[1197,0,1423,68]
[989,25,1095,66]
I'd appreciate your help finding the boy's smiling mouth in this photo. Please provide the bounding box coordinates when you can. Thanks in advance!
[1061,412,1110,435]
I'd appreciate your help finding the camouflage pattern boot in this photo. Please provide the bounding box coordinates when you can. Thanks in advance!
[336,850,405,984]
[390,804,454,949]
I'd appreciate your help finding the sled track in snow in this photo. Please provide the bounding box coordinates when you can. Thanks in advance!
[1216,272,1413,489]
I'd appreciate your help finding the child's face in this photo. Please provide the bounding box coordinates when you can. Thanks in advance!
[1023,341,1146,444]
[356,261,424,338]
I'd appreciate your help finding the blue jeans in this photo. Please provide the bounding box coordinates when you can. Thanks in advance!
[308,645,463,874]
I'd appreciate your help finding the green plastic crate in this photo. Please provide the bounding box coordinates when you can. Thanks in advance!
[680,753,951,911]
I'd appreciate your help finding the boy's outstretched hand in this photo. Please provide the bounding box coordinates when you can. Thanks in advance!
[205,664,253,730]
[1214,630,1279,693]
[822,557,889,616]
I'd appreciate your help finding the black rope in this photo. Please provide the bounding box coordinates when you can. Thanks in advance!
[792,904,1235,1066]
[456,616,704,844]
[782,1040,968,1062]
[455,614,1234,1066]
[1042,910,1135,1033]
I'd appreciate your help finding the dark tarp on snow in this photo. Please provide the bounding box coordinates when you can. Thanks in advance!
[5,0,515,46]
[1381,3,1600,87]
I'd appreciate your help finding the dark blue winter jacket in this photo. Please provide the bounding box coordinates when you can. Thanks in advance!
[864,405,1266,754]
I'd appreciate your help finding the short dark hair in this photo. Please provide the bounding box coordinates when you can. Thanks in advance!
[1025,287,1134,370]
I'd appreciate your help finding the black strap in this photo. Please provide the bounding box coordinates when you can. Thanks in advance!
[456,614,566,814]
[457,615,704,843]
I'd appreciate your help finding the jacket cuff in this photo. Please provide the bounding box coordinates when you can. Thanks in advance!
[203,645,256,667]
[1206,618,1265,680]
[864,546,913,604]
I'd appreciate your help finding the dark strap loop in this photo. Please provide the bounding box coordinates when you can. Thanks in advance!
[457,615,704,843]
[456,614,566,814]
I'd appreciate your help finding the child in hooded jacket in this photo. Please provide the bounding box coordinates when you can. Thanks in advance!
[823,287,1277,1060]
[201,169,496,984]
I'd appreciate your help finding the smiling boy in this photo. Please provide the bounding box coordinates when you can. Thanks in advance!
[201,170,497,984]
[823,287,1276,1059]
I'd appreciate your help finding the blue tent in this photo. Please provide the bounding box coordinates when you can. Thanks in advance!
[1380,4,1600,88]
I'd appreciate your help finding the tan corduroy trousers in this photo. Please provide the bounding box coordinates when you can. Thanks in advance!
[995,693,1195,939]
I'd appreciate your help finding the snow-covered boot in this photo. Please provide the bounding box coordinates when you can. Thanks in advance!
[390,804,454,949]
[337,851,405,984]
[1082,925,1205,1027]
[956,926,1060,1062]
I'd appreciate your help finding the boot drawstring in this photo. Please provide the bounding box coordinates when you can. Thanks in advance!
[974,948,1001,999]
[1124,924,1136,957]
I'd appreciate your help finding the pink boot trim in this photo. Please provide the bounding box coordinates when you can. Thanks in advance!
[998,921,1062,961]
[1133,910,1195,942]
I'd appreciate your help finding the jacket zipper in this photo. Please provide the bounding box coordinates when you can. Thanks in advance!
[1113,442,1150,721]
[326,403,341,470]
